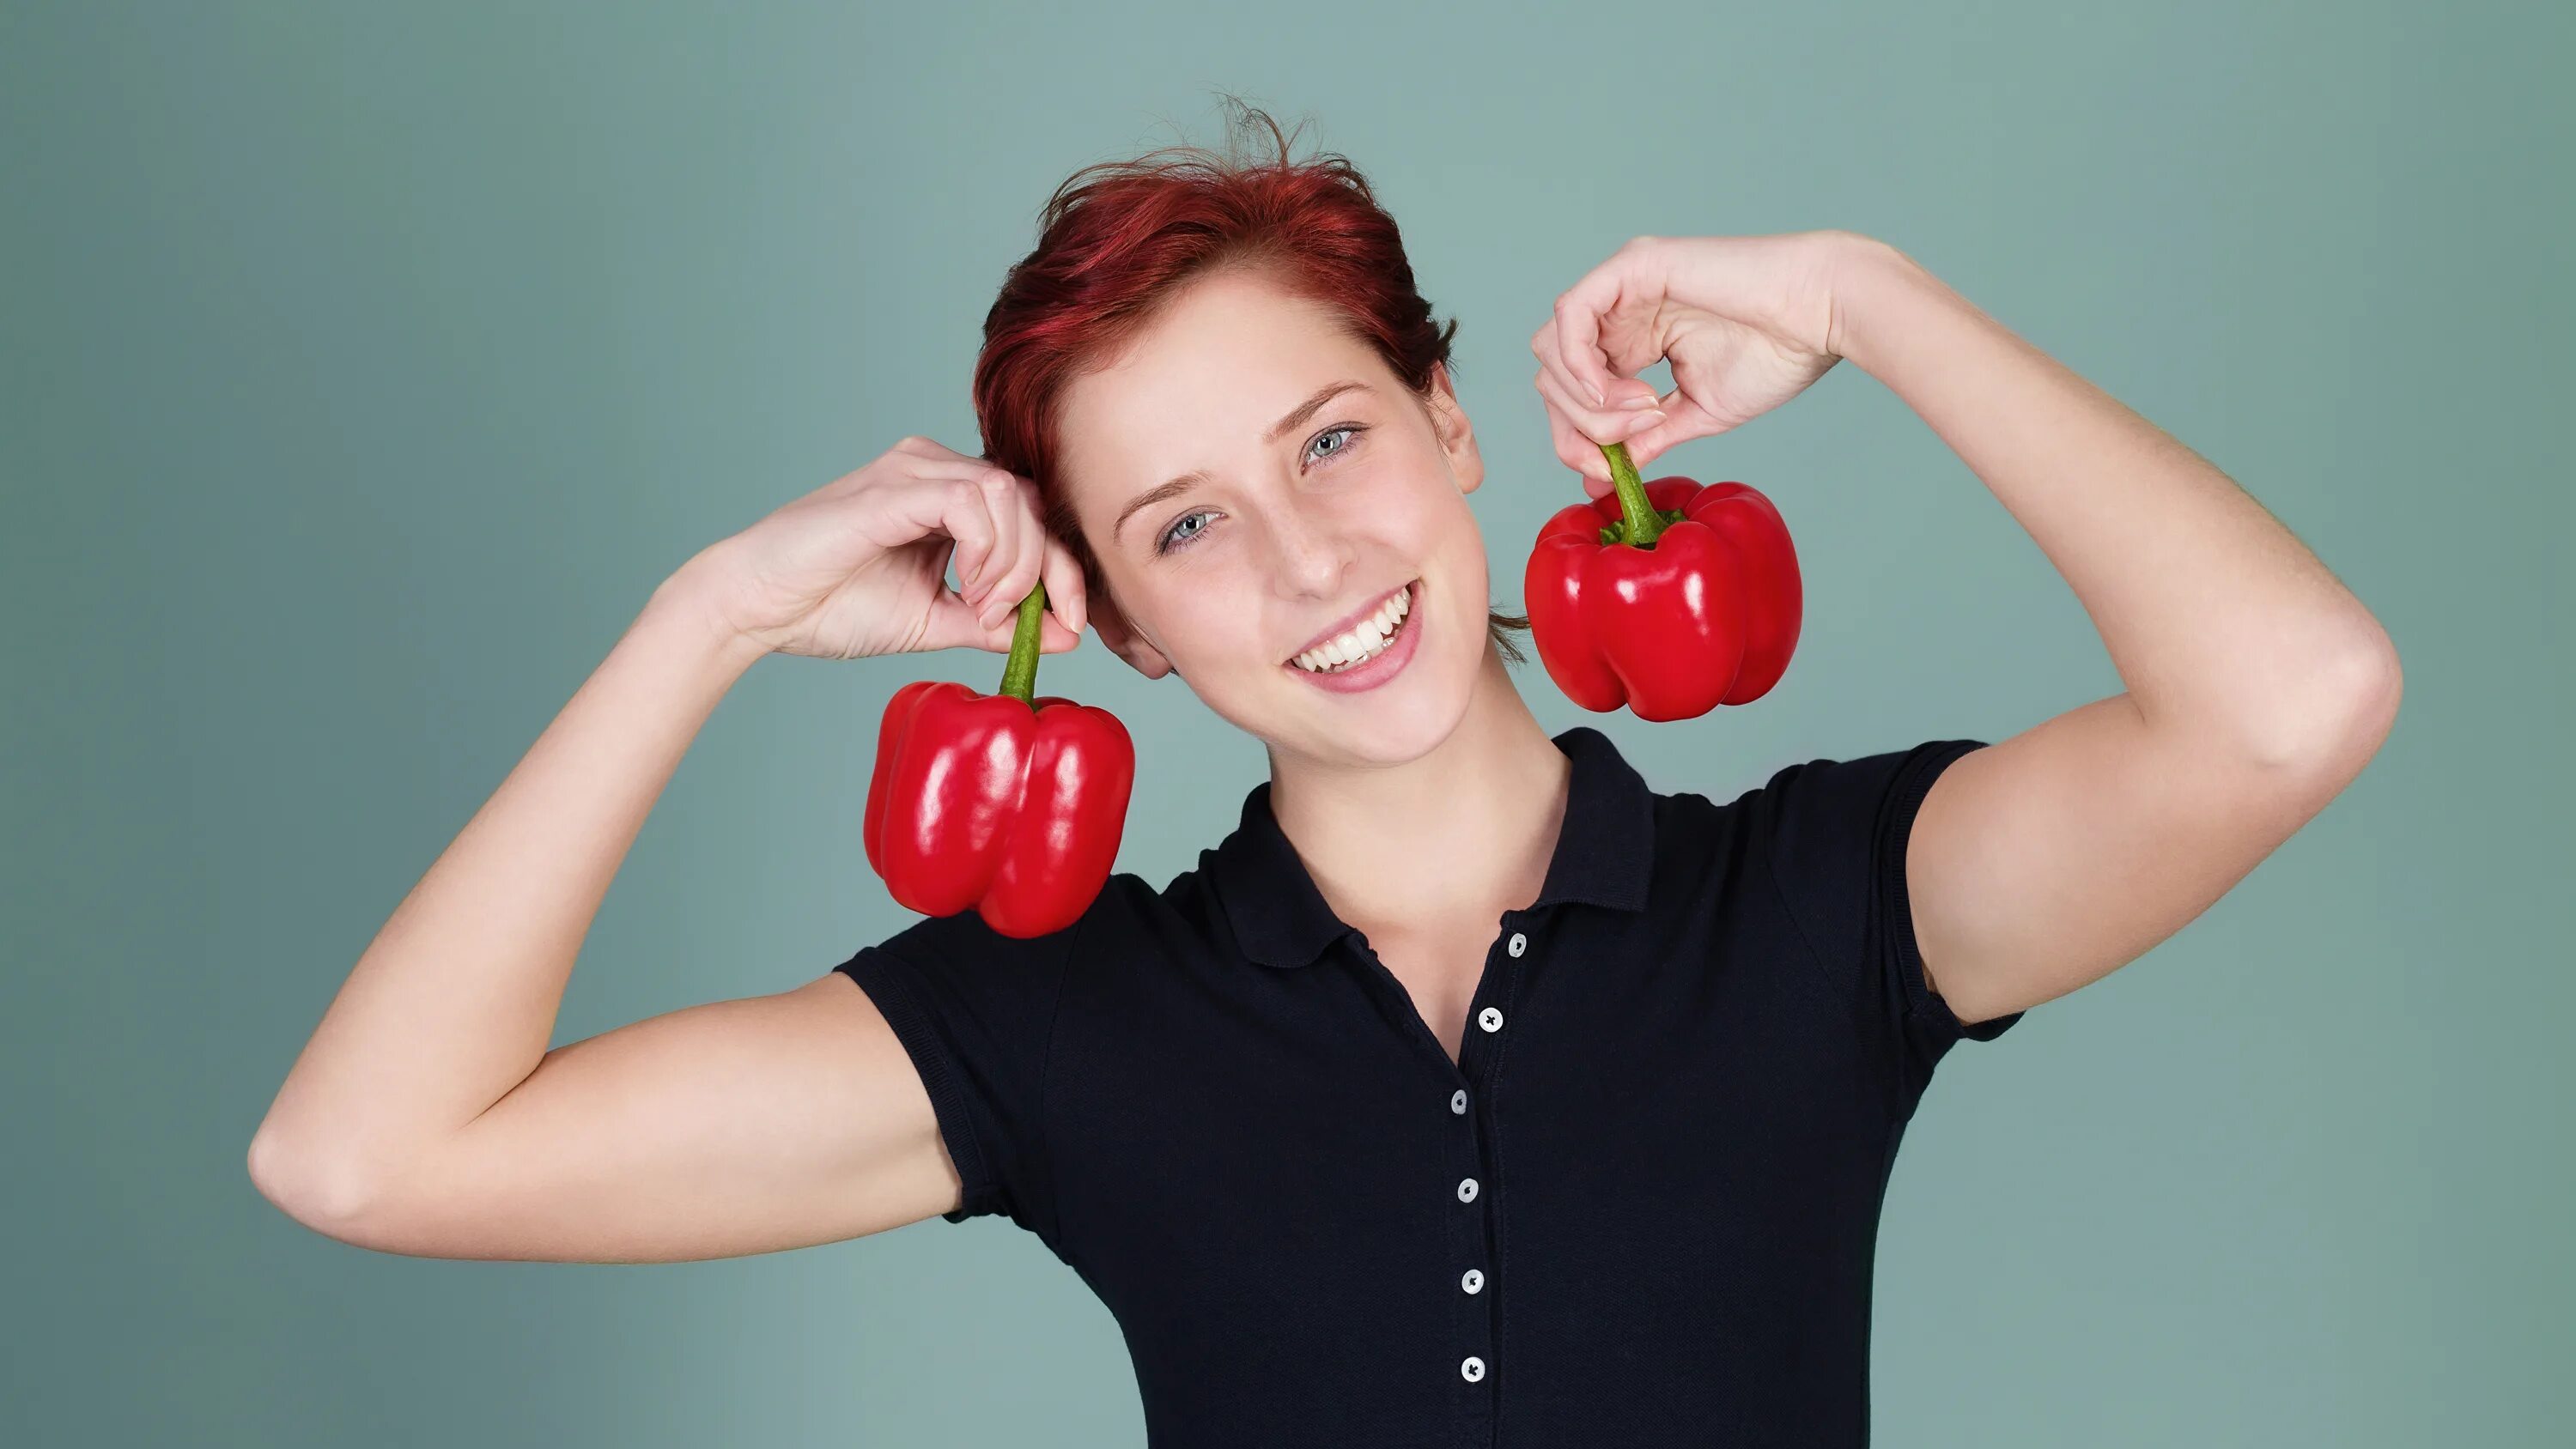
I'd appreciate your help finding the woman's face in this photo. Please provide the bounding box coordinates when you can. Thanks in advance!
[1054,267,1491,767]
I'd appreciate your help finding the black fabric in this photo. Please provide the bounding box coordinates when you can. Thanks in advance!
[833,724,2026,1447]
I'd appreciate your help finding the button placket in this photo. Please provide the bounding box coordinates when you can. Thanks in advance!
[1446,913,1530,1414]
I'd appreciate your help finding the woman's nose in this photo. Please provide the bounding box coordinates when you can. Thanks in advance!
[1265,508,1352,597]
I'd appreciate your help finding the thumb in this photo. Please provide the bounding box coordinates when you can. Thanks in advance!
[922,587,1083,657]
[1617,398,1726,469]
[915,587,991,655]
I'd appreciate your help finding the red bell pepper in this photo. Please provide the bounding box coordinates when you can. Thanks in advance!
[1523,440,1802,722]
[863,580,1134,939]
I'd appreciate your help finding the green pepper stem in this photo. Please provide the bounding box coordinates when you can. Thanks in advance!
[996,579,1048,703]
[1601,440,1662,549]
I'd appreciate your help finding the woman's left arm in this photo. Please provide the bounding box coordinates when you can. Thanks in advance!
[1832,237,2399,1025]
[1535,232,2403,1026]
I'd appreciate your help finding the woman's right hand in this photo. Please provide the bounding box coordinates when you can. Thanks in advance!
[683,435,1091,662]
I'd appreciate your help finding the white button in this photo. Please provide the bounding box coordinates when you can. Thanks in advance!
[1507,931,1527,957]
[1461,1268,1485,1294]
[1450,1088,1468,1115]
[1456,1176,1479,1203]
[1461,1355,1485,1382]
[1478,1006,1504,1033]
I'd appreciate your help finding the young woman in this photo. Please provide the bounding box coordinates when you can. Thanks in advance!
[249,112,2399,1445]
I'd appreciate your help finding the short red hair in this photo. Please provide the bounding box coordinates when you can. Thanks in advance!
[970,100,1528,661]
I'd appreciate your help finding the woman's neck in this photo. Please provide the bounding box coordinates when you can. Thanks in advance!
[1262,648,1573,943]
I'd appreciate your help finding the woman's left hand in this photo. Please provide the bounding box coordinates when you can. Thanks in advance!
[1530,230,1880,495]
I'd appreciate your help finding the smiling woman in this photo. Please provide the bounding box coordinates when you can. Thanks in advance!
[257,86,2360,1449]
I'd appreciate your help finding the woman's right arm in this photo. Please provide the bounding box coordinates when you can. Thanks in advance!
[246,438,1092,1261]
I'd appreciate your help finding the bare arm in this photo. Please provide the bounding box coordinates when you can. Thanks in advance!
[247,437,1092,1260]
[245,577,963,1258]
[1826,242,2399,1028]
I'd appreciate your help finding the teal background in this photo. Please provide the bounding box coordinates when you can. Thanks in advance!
[5,2,2567,1444]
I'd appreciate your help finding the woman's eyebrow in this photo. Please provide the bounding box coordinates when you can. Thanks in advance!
[1112,379,1373,544]
[1261,379,1369,446]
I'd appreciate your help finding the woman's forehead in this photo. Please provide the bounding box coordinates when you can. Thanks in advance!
[1054,279,1387,506]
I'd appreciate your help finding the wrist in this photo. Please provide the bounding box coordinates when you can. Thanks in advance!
[1823,234,1953,373]
[645,549,771,677]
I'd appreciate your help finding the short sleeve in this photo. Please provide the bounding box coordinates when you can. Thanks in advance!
[1754,737,2025,1114]
[833,906,1080,1235]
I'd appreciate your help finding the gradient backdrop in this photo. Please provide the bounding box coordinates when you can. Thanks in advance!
[5,3,2567,1445]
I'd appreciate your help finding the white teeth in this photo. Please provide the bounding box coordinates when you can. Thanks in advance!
[1291,585,1413,673]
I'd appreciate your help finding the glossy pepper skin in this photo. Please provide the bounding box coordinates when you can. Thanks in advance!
[863,580,1134,939]
[1524,440,1802,722]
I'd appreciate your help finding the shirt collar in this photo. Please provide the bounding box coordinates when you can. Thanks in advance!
[1206,724,1657,970]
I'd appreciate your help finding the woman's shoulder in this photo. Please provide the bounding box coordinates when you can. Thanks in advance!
[1655,737,1989,820]
[855,867,1224,979]
[1632,737,1991,888]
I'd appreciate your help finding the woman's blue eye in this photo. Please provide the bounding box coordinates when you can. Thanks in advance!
[1306,424,1359,464]
[1157,510,1212,553]
[1156,423,1368,555]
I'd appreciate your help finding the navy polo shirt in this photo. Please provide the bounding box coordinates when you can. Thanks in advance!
[833,724,2026,1446]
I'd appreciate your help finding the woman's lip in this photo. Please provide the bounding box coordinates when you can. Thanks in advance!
[1281,579,1423,691]
[1283,579,1417,664]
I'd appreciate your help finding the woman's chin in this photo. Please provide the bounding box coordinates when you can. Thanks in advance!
[1279,649,1476,765]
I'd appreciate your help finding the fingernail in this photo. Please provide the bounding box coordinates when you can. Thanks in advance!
[1626,409,1666,433]
[1622,391,1658,409]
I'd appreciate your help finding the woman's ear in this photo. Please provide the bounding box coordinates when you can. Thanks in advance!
[1425,361,1485,496]
[1084,581,1175,680]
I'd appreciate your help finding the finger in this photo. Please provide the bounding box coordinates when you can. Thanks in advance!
[1040,532,1088,639]
[969,597,1084,654]
[988,488,1057,636]
[1545,287,1609,409]
[1534,389,1604,493]
[917,584,989,654]
[1534,362,1662,450]
[918,567,1078,656]
[836,435,967,502]
[1541,403,1611,496]
[1618,413,1692,471]
[1550,406,1613,496]
[896,433,975,464]
[1007,474,1084,640]
[1534,366,1657,492]
[907,488,1007,655]
[980,526,1044,636]
[968,470,1022,621]
[877,473,998,599]
[1541,264,1659,415]
[874,455,1006,540]
[1531,314,1662,446]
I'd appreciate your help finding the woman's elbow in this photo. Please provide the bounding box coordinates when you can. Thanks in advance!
[247,1119,392,1240]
